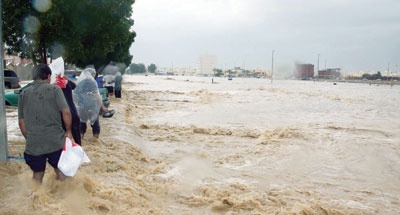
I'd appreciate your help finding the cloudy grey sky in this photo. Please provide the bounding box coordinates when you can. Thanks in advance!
[130,0,400,73]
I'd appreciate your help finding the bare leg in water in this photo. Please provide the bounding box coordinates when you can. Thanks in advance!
[32,169,66,184]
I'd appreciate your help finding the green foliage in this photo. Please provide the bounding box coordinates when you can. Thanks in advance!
[147,64,157,73]
[362,71,383,80]
[3,0,52,63]
[3,0,136,68]
[126,63,146,74]
[362,73,371,79]
[375,71,382,79]
[213,68,224,77]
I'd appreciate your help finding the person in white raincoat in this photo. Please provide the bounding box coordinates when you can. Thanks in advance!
[73,68,109,139]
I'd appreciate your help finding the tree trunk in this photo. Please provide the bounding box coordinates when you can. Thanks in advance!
[41,48,47,64]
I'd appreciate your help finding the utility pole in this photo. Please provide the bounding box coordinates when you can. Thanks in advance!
[271,50,275,84]
[0,0,9,161]
[317,54,320,82]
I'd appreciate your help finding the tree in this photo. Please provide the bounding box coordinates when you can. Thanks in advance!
[3,0,136,69]
[126,63,146,74]
[3,0,61,63]
[362,73,372,79]
[362,71,382,80]
[147,64,157,73]
[213,68,224,77]
[372,71,382,80]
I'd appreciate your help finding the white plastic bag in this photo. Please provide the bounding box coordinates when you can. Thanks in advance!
[49,57,65,84]
[58,137,90,177]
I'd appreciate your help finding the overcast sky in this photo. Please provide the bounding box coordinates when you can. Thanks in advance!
[130,0,400,74]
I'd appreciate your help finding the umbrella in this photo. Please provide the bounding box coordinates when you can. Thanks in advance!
[102,62,120,75]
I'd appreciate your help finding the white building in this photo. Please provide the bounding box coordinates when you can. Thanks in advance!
[198,54,217,76]
[173,67,198,76]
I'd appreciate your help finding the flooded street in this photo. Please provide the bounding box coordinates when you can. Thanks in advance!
[1,75,399,214]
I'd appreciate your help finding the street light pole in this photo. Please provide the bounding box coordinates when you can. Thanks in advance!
[271,50,275,84]
[0,0,9,162]
[317,53,320,82]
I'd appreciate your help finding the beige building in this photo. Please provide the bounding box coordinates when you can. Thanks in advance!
[4,54,34,80]
[198,54,217,76]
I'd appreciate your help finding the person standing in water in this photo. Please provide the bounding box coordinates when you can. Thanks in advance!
[58,77,81,145]
[114,72,122,98]
[102,74,115,97]
[50,57,82,145]
[18,64,72,184]
[74,68,109,139]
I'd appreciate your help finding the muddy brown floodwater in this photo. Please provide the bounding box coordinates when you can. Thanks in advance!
[1,76,399,214]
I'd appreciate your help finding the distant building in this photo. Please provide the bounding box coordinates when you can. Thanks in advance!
[172,67,197,76]
[198,54,217,76]
[250,68,266,78]
[318,68,341,79]
[4,54,34,80]
[296,64,314,80]
[230,67,244,77]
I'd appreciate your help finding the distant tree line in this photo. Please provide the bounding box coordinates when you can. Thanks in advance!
[126,63,157,74]
[362,71,382,80]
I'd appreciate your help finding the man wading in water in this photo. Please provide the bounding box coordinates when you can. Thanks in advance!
[18,64,72,184]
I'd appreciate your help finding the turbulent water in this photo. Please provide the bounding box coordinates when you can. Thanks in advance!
[1,76,399,214]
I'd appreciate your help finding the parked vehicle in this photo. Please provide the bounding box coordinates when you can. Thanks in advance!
[4,83,32,106]
[5,81,109,108]
[3,69,20,89]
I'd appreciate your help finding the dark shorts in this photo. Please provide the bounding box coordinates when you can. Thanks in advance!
[114,90,121,98]
[105,86,114,94]
[24,149,62,172]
